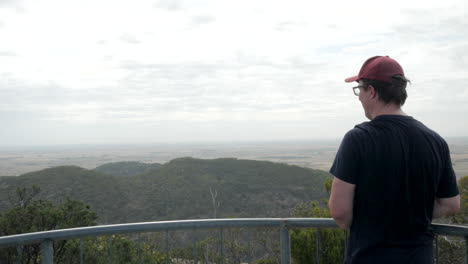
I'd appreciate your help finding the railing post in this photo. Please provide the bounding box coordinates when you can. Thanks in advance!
[219,228,224,264]
[465,236,468,264]
[40,239,53,264]
[108,236,113,264]
[316,229,321,264]
[80,238,84,264]
[192,237,197,264]
[16,245,23,264]
[344,230,348,257]
[137,233,142,264]
[165,230,169,264]
[280,223,291,264]
[248,231,253,264]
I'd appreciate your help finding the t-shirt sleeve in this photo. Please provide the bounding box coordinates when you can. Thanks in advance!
[329,129,361,185]
[435,143,459,198]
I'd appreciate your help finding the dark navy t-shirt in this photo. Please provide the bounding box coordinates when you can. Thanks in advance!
[330,115,459,264]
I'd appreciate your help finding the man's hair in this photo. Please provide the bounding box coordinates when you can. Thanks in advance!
[361,75,410,106]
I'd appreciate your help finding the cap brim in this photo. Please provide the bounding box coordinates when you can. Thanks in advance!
[344,76,359,83]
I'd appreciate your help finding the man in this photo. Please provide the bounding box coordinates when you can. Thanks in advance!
[328,56,460,263]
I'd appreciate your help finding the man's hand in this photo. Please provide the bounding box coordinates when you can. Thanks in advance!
[328,177,356,229]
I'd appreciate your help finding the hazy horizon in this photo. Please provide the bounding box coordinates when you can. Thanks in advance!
[0,139,339,176]
[1,137,468,178]
[1,135,468,149]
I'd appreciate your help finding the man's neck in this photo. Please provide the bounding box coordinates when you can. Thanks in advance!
[369,103,406,120]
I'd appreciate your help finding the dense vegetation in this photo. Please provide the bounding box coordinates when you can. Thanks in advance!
[0,186,97,263]
[0,178,342,264]
[291,177,345,263]
[94,161,162,177]
[436,175,468,264]
[0,159,332,263]
[0,159,465,263]
[0,158,330,224]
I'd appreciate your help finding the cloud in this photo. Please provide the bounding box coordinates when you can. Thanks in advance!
[0,54,334,126]
[274,20,307,32]
[119,34,141,44]
[114,55,339,123]
[190,14,216,26]
[156,0,185,12]
[120,61,227,81]
[394,8,468,44]
[0,0,467,145]
[0,0,26,12]
[0,0,21,7]
[0,51,17,57]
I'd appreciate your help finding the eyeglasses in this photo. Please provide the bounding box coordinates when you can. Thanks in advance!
[352,85,365,96]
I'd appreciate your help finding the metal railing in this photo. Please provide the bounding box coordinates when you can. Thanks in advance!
[0,218,467,264]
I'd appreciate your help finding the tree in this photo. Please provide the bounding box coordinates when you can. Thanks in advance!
[0,185,173,263]
[64,235,166,264]
[209,187,221,218]
[290,176,346,264]
[0,186,97,263]
[434,175,468,264]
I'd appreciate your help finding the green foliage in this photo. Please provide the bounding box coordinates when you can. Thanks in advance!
[0,175,344,263]
[0,187,98,235]
[89,235,166,264]
[253,228,280,264]
[436,236,464,264]
[291,176,345,264]
[0,186,169,264]
[58,235,166,264]
[94,161,162,177]
[293,201,330,218]
[291,202,345,264]
[153,227,284,264]
[0,158,331,223]
[0,186,97,263]
[323,176,332,194]
[170,236,222,264]
[254,258,277,264]
[434,175,468,264]
[167,228,254,264]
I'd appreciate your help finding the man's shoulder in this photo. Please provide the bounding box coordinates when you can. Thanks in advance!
[345,122,371,136]
[342,124,369,144]
[404,117,448,145]
[354,121,372,130]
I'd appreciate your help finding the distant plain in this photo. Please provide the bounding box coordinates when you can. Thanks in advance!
[1,137,468,178]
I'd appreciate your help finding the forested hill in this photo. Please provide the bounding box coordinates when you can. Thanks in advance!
[0,157,331,224]
[94,161,162,177]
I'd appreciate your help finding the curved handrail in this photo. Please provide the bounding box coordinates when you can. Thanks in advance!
[1,218,467,248]
[431,223,468,237]
[0,218,337,248]
[1,218,468,264]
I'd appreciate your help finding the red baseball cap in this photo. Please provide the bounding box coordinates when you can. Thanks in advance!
[344,56,404,83]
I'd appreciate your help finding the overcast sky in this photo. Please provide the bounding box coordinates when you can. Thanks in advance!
[0,0,467,146]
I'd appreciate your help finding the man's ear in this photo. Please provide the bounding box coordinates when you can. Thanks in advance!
[368,85,377,99]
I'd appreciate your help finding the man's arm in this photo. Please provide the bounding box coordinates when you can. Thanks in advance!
[433,195,460,219]
[328,177,356,229]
